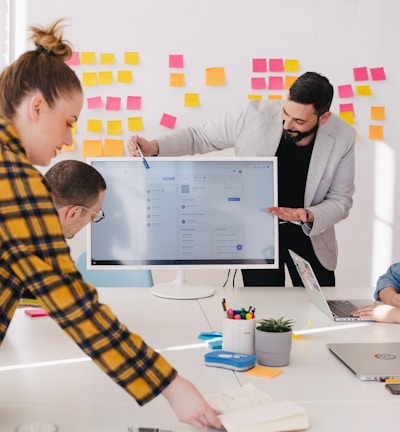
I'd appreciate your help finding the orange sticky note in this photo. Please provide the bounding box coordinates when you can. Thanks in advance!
[170,73,185,87]
[82,140,103,157]
[103,139,124,156]
[245,365,283,379]
[369,125,384,140]
[268,94,283,100]
[285,75,298,89]
[205,67,225,86]
[371,106,385,121]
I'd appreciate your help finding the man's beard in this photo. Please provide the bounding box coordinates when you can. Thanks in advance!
[282,122,319,144]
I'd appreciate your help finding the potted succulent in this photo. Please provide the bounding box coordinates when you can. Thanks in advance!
[255,317,294,367]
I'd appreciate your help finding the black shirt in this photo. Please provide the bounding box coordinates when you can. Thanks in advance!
[275,134,315,208]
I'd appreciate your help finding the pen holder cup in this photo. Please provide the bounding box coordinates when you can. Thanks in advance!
[222,317,255,355]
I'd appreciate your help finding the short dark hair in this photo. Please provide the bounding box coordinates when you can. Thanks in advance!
[45,160,106,208]
[289,72,334,116]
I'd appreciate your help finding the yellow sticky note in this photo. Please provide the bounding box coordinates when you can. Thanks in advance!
[98,71,113,85]
[80,52,96,64]
[369,125,384,140]
[71,123,77,135]
[371,106,385,121]
[184,93,200,107]
[82,72,97,86]
[245,365,283,379]
[284,59,299,72]
[61,138,76,152]
[99,53,115,65]
[205,67,225,86]
[248,94,263,100]
[268,94,283,100]
[124,51,139,65]
[103,139,124,156]
[356,85,372,96]
[107,120,123,135]
[285,75,298,90]
[170,73,185,87]
[339,111,355,125]
[127,117,144,132]
[82,140,103,157]
[87,119,102,133]
[117,70,133,83]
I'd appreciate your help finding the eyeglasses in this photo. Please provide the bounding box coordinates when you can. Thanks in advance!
[79,206,105,223]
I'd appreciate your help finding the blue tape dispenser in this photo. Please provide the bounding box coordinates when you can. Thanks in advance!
[204,350,256,371]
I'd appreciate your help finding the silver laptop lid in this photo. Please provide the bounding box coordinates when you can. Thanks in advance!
[327,342,400,381]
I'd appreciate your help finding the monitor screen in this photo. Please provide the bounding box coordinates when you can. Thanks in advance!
[87,156,278,298]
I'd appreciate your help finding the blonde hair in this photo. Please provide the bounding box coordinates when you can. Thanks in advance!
[0,19,82,119]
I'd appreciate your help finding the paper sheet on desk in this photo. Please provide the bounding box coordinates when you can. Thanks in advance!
[205,384,309,432]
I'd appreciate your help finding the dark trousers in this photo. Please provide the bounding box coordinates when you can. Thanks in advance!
[242,223,335,287]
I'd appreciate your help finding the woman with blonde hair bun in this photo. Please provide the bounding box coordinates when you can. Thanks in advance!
[0,20,222,430]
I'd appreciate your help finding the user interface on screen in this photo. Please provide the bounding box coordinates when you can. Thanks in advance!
[88,157,278,269]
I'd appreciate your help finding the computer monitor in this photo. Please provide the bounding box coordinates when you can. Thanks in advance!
[87,156,278,299]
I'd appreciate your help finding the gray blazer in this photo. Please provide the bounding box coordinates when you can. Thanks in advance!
[157,100,356,271]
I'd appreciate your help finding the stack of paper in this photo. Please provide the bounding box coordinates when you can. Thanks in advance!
[206,384,309,432]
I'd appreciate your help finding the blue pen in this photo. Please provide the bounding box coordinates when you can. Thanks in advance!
[136,143,150,169]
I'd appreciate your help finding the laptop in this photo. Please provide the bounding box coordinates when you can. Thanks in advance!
[327,342,400,381]
[289,249,373,321]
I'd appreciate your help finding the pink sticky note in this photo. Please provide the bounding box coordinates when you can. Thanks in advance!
[269,58,284,72]
[160,113,177,129]
[353,67,369,81]
[252,58,267,73]
[65,51,80,66]
[370,67,386,81]
[339,103,355,115]
[25,308,48,317]
[268,76,283,90]
[251,77,266,90]
[87,96,102,109]
[105,97,121,111]
[126,96,142,110]
[337,85,354,98]
[169,54,184,68]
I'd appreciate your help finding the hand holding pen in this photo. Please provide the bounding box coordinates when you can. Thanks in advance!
[128,135,159,158]
[130,136,150,169]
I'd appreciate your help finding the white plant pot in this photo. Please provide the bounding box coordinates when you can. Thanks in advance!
[255,329,292,367]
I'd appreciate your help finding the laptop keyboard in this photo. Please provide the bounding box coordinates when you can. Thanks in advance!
[327,300,357,317]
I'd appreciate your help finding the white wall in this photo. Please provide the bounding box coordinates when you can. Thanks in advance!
[12,0,400,288]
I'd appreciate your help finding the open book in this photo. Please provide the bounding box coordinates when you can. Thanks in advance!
[205,384,309,432]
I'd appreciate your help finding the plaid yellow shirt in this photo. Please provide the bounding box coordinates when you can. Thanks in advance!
[0,117,177,405]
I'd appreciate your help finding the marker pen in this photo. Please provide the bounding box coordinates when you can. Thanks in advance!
[136,143,150,169]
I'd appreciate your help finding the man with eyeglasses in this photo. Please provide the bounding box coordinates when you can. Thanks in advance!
[21,160,106,300]
[44,159,106,239]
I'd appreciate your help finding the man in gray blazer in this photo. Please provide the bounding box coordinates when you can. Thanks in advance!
[128,72,356,287]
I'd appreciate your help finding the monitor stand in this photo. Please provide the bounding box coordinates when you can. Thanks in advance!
[150,268,215,300]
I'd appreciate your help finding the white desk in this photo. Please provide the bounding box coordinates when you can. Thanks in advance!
[0,285,399,431]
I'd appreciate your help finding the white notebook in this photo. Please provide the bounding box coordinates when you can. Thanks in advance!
[206,384,309,432]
